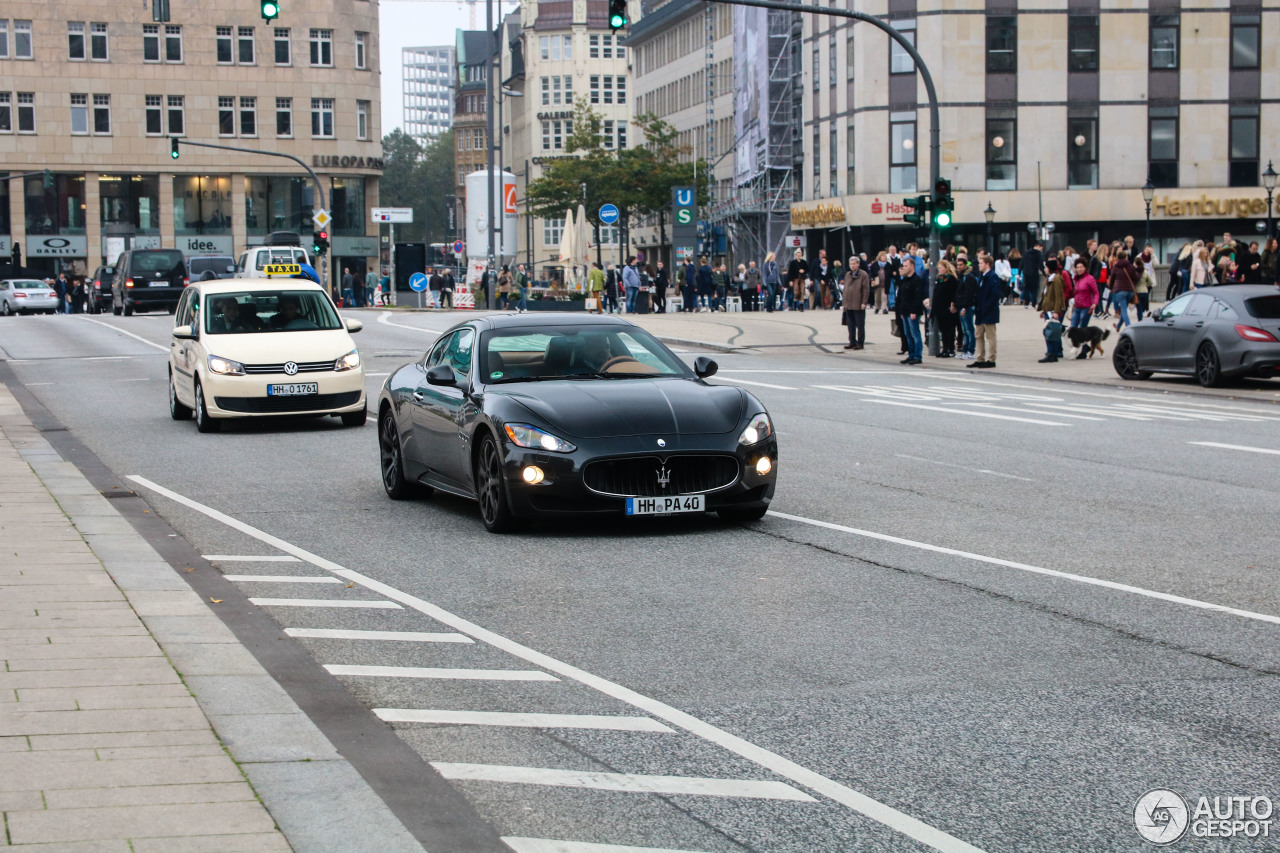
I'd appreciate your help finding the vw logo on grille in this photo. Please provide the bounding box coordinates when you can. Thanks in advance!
[283,362,298,375]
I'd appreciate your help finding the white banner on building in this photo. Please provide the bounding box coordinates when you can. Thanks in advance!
[733,5,770,189]
[27,235,88,257]
[179,235,234,255]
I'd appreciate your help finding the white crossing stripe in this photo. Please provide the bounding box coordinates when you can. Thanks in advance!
[714,377,796,390]
[204,554,302,562]
[503,838,710,853]
[374,709,673,732]
[1189,441,1280,456]
[224,575,342,584]
[249,598,401,609]
[432,763,816,801]
[285,628,474,643]
[326,664,557,681]
[814,385,1067,425]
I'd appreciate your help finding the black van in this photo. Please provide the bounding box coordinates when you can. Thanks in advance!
[112,249,188,315]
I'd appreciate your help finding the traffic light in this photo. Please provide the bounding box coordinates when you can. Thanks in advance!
[43,169,54,190]
[170,137,180,159]
[608,0,628,31]
[261,0,280,21]
[903,195,926,228]
[932,178,954,228]
[312,230,329,256]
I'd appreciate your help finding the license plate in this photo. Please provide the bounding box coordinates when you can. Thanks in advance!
[268,383,318,396]
[626,495,704,516]
[148,281,169,287]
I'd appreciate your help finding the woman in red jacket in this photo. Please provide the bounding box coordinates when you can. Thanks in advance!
[1070,259,1098,329]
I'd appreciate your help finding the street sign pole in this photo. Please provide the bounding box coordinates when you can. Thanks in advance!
[390,222,396,308]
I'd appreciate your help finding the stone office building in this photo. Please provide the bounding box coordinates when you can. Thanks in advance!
[0,1,383,280]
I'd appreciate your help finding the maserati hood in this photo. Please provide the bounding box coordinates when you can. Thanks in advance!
[499,379,747,438]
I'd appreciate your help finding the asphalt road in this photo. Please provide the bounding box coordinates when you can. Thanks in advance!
[3,308,1279,853]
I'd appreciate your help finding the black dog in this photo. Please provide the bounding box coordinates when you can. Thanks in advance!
[1066,326,1111,359]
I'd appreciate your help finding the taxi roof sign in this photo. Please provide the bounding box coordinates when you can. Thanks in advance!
[264,263,302,276]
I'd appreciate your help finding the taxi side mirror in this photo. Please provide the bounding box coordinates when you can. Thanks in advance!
[172,324,196,340]
[345,318,363,334]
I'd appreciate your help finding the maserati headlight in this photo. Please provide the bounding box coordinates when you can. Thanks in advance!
[334,349,361,371]
[504,423,577,453]
[207,355,245,376]
[738,413,773,446]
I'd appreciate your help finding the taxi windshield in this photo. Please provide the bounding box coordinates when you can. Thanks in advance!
[204,290,341,334]
[480,326,691,383]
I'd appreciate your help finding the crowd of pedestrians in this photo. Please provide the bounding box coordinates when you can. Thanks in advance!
[35,272,87,314]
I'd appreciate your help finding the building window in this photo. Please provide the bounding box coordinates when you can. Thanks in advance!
[276,97,292,136]
[1230,15,1259,69]
[218,96,234,135]
[1148,106,1178,188]
[310,29,333,66]
[539,34,571,60]
[617,120,626,150]
[167,94,184,135]
[599,224,619,245]
[357,100,369,139]
[889,20,915,75]
[987,16,1016,73]
[846,33,855,81]
[846,120,856,194]
[828,33,836,87]
[16,92,33,132]
[890,112,916,192]
[589,34,600,58]
[986,111,1016,190]
[1067,15,1098,72]
[311,97,334,137]
[71,93,88,135]
[1150,15,1179,70]
[145,95,162,135]
[829,124,838,197]
[1228,104,1259,187]
[355,32,367,69]
[541,119,570,150]
[812,48,820,91]
[238,26,255,64]
[274,28,290,64]
[544,217,565,246]
[0,21,9,59]
[0,93,11,132]
[472,128,483,149]
[616,77,626,105]
[143,25,160,62]
[1067,110,1098,189]
[216,26,233,63]
[92,94,110,134]
[590,75,600,103]
[14,20,31,59]
[239,96,256,136]
[174,175,232,236]
[165,25,182,62]
[68,22,86,60]
[91,23,107,60]
[812,126,821,179]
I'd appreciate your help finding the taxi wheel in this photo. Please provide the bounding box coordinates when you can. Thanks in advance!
[379,409,423,499]
[193,380,221,433]
[475,434,515,533]
[168,371,191,421]
[341,407,367,427]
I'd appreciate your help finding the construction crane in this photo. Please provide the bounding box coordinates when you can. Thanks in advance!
[382,0,482,30]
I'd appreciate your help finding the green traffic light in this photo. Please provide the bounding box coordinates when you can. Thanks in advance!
[934,211,951,227]
[170,138,180,159]
[609,13,626,27]
[261,0,279,20]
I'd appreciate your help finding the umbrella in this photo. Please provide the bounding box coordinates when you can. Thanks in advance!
[557,207,576,265]
[575,203,593,270]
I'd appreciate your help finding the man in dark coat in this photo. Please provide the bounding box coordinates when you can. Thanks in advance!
[968,254,1002,368]
[954,256,979,359]
[1020,240,1045,307]
[427,267,444,308]
[931,263,959,358]
[653,261,669,313]
[841,257,871,350]
[696,257,714,312]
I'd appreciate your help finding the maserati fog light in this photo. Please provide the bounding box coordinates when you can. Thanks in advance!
[755,457,772,475]
[522,466,545,484]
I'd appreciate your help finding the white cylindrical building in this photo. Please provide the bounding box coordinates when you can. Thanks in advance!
[464,170,517,264]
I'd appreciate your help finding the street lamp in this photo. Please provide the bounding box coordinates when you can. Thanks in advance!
[984,202,996,254]
[1263,160,1277,240]
[1141,179,1156,249]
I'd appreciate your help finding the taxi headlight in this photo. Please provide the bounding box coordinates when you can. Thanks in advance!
[738,413,773,446]
[503,423,577,453]
[207,355,246,376]
[335,349,361,372]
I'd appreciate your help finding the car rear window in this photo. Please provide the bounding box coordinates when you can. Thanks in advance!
[132,251,185,274]
[14,280,50,290]
[1245,296,1280,319]
[188,257,234,277]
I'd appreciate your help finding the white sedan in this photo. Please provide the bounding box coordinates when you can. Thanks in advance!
[0,279,59,315]
[167,273,366,433]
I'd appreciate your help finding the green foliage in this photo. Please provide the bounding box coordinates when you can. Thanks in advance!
[378,128,456,243]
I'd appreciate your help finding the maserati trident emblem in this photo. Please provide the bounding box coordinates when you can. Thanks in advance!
[656,465,671,491]
[656,439,666,447]
[283,361,298,375]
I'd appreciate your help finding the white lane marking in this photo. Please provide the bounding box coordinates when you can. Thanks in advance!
[78,317,170,352]
[126,475,988,853]
[894,454,1035,482]
[377,311,442,335]
[1189,441,1280,457]
[326,664,558,682]
[375,709,673,732]
[713,377,796,390]
[204,554,302,562]
[24,382,53,386]
[114,378,152,382]
[223,575,343,584]
[846,395,1066,426]
[940,375,1280,417]
[432,764,815,801]
[962,402,1105,422]
[765,510,1280,627]
[503,839,709,853]
[285,628,474,643]
[366,372,390,377]
[248,598,402,609]
[86,356,138,361]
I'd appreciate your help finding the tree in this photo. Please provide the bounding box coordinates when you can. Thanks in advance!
[378,128,455,244]
[619,114,710,255]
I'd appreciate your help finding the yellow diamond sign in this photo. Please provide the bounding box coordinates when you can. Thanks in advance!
[312,209,331,229]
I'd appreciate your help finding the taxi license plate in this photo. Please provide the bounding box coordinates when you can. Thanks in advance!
[626,495,704,516]
[268,383,318,396]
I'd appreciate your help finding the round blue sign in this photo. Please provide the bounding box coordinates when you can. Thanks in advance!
[599,204,620,224]
[452,241,464,255]
[409,272,428,292]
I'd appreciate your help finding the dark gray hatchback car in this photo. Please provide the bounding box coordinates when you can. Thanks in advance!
[1112,284,1280,387]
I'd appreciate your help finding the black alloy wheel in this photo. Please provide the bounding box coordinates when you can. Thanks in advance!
[379,410,423,499]
[1196,342,1225,388]
[169,370,192,421]
[475,434,515,533]
[1112,338,1152,380]
[193,380,221,433]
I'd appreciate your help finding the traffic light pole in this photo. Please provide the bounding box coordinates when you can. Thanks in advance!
[168,138,330,296]
[703,0,942,265]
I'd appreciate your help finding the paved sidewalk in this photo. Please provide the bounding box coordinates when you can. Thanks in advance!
[0,384,426,852]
